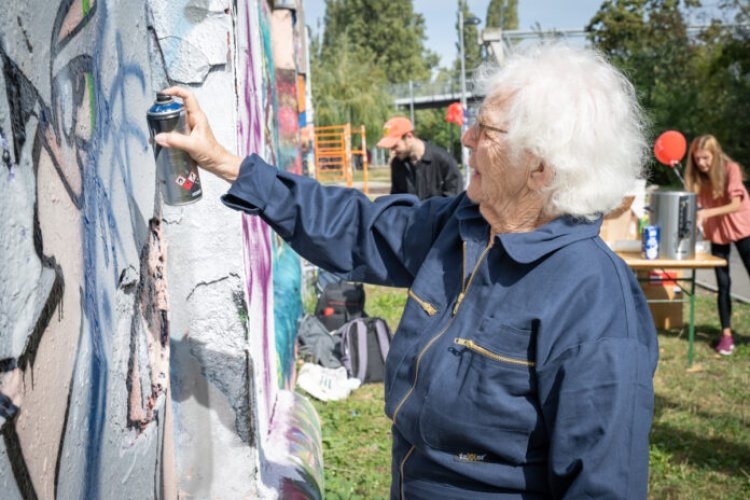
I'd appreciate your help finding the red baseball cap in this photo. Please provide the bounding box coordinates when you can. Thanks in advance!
[376,116,414,148]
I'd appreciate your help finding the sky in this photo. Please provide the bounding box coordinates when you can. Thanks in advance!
[303,0,604,68]
[302,1,725,68]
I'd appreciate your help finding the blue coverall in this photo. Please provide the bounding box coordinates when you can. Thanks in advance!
[223,154,659,499]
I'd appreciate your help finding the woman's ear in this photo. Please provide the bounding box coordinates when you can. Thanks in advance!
[528,162,554,189]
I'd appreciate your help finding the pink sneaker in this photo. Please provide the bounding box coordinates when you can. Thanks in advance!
[715,335,735,356]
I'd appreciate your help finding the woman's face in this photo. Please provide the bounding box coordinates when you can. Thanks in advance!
[461,99,534,212]
[693,149,714,173]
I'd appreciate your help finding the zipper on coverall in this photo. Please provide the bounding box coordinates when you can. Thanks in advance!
[397,239,494,499]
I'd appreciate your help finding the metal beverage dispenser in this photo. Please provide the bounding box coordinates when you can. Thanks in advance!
[649,190,697,260]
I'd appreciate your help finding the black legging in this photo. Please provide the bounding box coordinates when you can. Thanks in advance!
[711,235,750,329]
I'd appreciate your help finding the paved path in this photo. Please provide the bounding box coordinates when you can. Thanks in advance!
[696,249,750,303]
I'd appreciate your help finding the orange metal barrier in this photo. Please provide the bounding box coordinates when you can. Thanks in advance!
[313,124,369,194]
[313,124,352,185]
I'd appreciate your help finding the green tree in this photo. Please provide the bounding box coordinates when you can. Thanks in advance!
[310,31,394,148]
[587,0,750,182]
[485,0,519,30]
[311,0,443,149]
[413,108,462,163]
[586,0,704,185]
[320,0,438,84]
[690,0,750,168]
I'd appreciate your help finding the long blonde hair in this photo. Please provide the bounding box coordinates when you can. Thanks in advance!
[685,134,743,199]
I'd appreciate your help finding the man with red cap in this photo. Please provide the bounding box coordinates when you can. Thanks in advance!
[376,116,462,200]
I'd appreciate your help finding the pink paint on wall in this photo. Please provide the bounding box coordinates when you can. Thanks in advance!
[237,0,265,156]
[241,213,275,417]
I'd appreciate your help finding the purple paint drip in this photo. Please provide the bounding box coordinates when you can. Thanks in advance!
[241,213,274,411]
[239,4,263,155]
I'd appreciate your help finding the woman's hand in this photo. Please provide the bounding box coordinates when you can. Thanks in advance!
[153,87,242,182]
[696,196,742,230]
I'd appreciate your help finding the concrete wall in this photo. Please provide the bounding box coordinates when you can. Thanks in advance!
[0,0,320,498]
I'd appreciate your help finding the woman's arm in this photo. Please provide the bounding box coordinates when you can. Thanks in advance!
[697,196,741,228]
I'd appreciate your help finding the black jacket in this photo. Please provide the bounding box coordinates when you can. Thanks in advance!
[390,142,462,199]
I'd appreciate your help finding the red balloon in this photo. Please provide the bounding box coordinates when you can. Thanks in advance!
[654,130,687,167]
[445,102,464,126]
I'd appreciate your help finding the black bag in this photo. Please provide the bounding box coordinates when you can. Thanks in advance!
[314,281,365,331]
[336,317,392,384]
[296,314,342,369]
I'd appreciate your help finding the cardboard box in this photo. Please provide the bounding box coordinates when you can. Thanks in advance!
[637,270,683,330]
[601,195,640,244]
[601,181,648,246]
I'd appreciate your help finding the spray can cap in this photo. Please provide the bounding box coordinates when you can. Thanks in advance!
[155,92,172,103]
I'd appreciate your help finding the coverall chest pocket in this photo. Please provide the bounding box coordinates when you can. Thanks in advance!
[419,321,540,463]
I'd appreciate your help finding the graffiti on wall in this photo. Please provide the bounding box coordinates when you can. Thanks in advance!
[247,0,303,395]
[0,0,173,497]
[237,1,320,496]
[1,0,320,497]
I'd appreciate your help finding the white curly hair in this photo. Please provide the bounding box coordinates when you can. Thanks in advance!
[474,42,650,220]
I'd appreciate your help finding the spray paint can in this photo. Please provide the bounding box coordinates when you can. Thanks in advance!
[147,93,202,205]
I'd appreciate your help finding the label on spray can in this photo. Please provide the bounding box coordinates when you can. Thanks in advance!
[147,93,202,206]
[642,225,660,260]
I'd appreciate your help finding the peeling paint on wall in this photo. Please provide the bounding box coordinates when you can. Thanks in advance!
[148,0,232,84]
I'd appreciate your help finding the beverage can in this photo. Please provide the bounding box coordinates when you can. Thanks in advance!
[147,93,202,205]
[642,225,660,260]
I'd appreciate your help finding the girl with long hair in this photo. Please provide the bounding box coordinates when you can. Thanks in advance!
[686,134,750,355]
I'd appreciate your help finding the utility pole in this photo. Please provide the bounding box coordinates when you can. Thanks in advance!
[458,0,480,189]
[458,2,468,188]
[409,80,415,125]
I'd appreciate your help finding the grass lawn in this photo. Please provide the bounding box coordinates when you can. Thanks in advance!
[303,285,750,499]
[650,291,750,499]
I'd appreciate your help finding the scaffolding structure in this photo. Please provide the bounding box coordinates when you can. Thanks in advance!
[313,123,369,194]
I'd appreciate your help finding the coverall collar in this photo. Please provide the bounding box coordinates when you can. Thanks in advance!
[456,200,603,264]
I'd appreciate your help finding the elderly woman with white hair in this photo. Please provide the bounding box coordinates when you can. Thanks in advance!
[157,42,658,499]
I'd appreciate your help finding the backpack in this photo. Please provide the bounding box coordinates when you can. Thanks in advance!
[315,281,366,331]
[336,317,392,384]
[296,314,343,369]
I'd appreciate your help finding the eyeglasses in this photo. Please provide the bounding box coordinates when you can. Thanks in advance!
[470,119,508,143]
